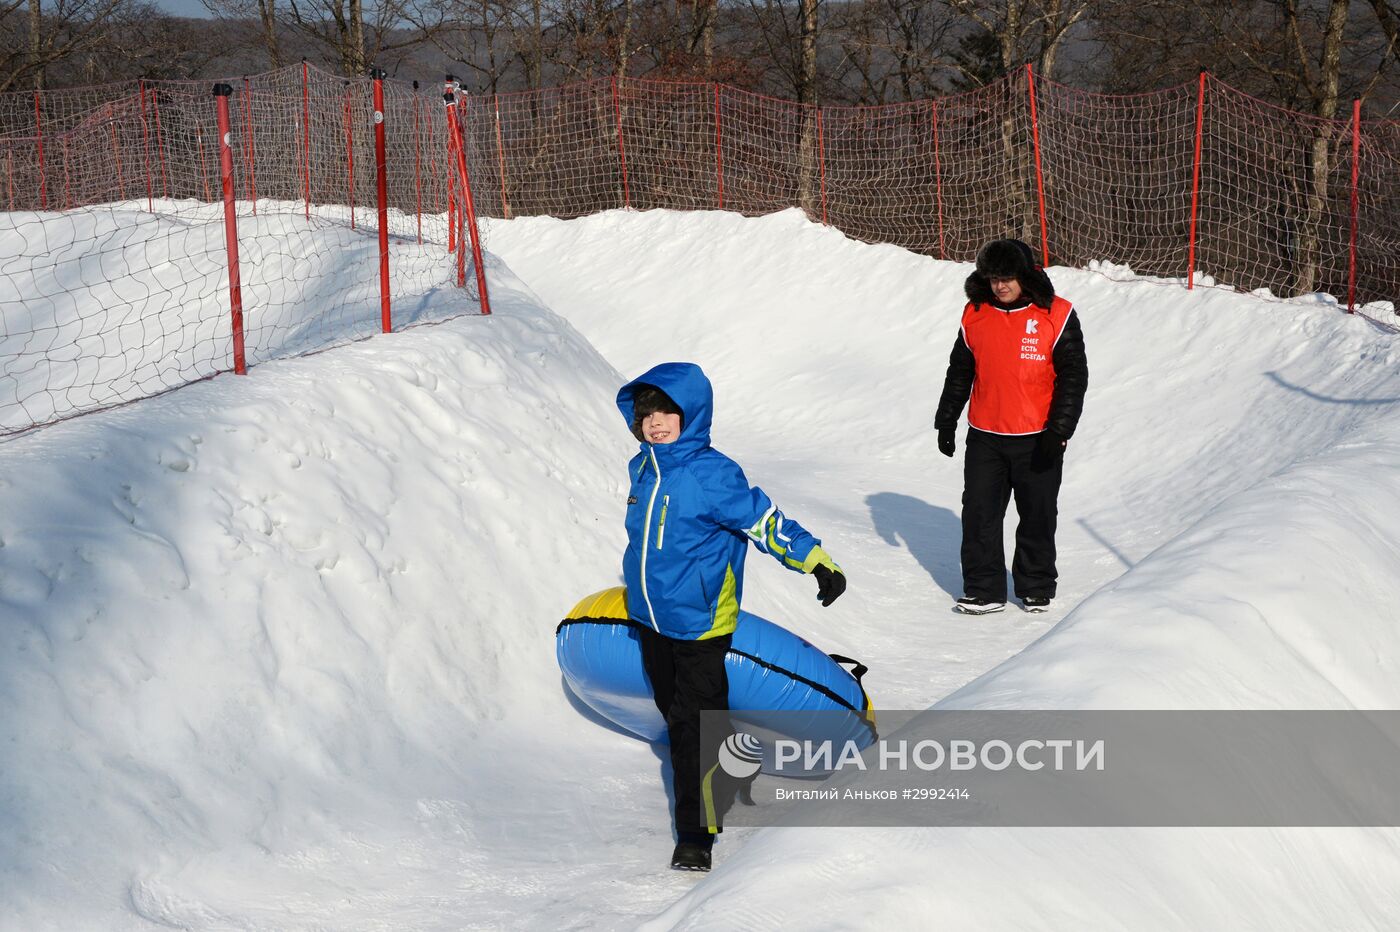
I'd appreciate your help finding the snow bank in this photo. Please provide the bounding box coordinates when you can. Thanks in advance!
[3,205,1400,929]
[0,241,649,927]
[492,209,1400,929]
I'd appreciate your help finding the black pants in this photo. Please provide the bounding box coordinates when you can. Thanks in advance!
[638,629,735,836]
[961,429,1063,602]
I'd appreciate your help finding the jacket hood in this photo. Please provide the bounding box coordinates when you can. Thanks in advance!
[964,237,1056,309]
[617,362,714,458]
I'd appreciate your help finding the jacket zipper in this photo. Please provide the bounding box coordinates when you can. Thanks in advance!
[656,495,669,550]
[638,446,662,631]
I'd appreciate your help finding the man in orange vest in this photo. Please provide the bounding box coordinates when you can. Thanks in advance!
[934,239,1088,614]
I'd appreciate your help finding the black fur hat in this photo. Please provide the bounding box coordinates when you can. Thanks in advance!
[630,384,683,441]
[965,238,1055,309]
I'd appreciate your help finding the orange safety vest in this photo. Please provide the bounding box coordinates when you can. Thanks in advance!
[961,295,1074,436]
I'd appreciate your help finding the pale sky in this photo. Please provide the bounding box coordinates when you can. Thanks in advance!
[157,0,215,19]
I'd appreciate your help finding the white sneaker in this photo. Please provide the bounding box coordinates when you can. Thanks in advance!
[954,597,1006,615]
[1021,596,1052,613]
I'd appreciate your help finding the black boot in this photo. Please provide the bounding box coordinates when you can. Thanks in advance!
[670,832,714,872]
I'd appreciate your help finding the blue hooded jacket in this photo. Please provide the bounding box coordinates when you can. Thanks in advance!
[617,362,823,640]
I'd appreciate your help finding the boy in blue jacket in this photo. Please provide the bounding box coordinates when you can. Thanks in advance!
[616,362,847,872]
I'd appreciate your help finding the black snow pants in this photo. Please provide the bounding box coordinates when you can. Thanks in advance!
[961,428,1063,602]
[639,629,735,836]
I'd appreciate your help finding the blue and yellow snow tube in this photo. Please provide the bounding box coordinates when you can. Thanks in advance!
[557,587,876,770]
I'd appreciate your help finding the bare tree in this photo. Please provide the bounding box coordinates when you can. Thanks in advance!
[694,0,714,77]
[831,0,960,103]
[796,0,817,210]
[199,0,283,67]
[946,0,1092,84]
[615,0,631,79]
[537,0,636,81]
[256,0,282,66]
[198,0,444,77]
[947,0,1028,78]
[100,3,230,77]
[1139,0,1397,294]
[1033,0,1091,80]
[28,0,39,87]
[520,0,542,87]
[832,1,883,102]
[1292,0,1350,294]
[1,0,132,92]
[1369,0,1400,61]
[412,0,520,92]
[945,0,1037,238]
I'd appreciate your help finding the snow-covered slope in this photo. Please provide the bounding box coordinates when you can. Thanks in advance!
[3,206,1400,930]
[488,210,1400,929]
[487,209,1400,706]
[0,239,656,928]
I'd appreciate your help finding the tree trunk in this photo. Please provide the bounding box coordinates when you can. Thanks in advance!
[258,0,283,69]
[702,0,714,78]
[1038,44,1057,81]
[617,0,633,82]
[800,0,816,104]
[992,0,1030,239]
[1297,0,1349,295]
[29,0,43,91]
[797,0,818,214]
[529,0,542,89]
[1039,1,1092,84]
[999,0,1022,72]
[349,0,366,75]
[483,0,499,93]
[1037,0,1061,80]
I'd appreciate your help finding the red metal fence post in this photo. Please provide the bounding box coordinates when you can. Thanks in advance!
[138,80,154,211]
[371,68,392,333]
[302,60,312,219]
[454,96,467,287]
[931,99,946,260]
[445,90,493,315]
[213,84,247,375]
[493,94,512,218]
[242,76,257,214]
[33,91,47,209]
[1025,63,1050,264]
[343,81,356,229]
[714,83,724,209]
[1348,98,1360,314]
[611,76,630,208]
[1187,72,1206,289]
[444,76,457,254]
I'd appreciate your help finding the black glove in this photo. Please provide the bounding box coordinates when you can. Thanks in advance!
[937,428,956,458]
[813,563,847,607]
[1031,429,1067,473]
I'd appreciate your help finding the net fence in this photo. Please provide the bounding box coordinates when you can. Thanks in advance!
[2,63,1396,437]
[1,64,484,436]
